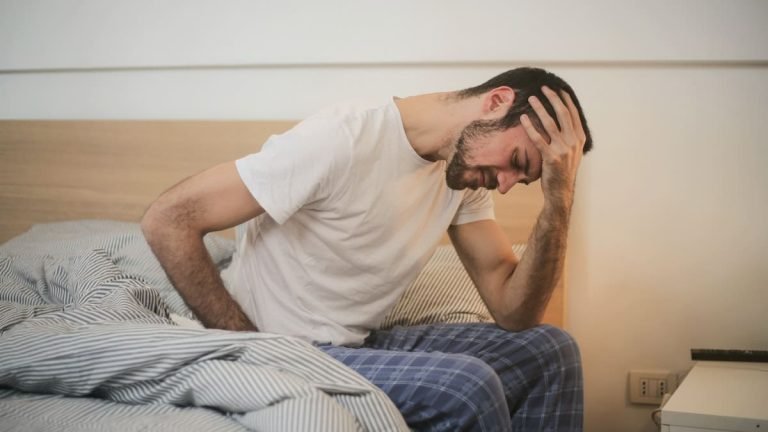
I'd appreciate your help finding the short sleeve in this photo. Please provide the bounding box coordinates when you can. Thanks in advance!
[235,117,350,224]
[451,188,495,225]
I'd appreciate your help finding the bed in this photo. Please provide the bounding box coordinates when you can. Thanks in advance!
[0,120,565,430]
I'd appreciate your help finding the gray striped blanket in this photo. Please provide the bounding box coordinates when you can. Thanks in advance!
[0,220,407,432]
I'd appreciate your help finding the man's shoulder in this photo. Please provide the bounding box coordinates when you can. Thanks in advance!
[286,97,396,147]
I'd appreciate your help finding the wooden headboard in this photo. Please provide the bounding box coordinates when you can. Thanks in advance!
[0,120,562,326]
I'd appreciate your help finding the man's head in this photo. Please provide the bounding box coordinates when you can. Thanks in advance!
[445,67,593,193]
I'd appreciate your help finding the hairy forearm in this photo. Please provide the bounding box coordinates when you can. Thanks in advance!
[492,86,587,330]
[143,224,257,332]
[499,197,572,330]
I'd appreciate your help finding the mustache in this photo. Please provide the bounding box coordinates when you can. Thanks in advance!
[483,169,499,189]
[445,148,499,191]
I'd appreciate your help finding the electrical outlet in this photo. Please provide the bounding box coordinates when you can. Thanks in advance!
[628,370,678,405]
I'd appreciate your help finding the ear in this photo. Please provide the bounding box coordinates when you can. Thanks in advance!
[483,86,515,115]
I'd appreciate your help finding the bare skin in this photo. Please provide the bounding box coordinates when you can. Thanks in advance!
[451,90,584,329]
[142,162,264,331]
[398,85,586,330]
[142,85,586,332]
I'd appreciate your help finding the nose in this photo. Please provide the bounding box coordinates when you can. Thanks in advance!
[496,171,523,194]
[496,172,514,194]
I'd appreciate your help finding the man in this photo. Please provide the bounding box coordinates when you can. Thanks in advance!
[142,67,593,431]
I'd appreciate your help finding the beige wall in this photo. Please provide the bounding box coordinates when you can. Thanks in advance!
[565,66,768,431]
[1,1,767,430]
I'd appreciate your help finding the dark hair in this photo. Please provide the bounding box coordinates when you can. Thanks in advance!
[457,67,593,153]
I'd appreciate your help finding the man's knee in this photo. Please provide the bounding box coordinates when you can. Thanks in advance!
[418,354,509,429]
[449,354,505,400]
[504,324,583,380]
[529,325,581,359]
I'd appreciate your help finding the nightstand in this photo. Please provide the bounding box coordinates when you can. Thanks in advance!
[661,362,768,432]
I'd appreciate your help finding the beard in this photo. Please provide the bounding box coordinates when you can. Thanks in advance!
[445,137,471,190]
[445,119,501,190]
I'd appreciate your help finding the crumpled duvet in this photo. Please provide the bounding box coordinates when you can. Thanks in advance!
[0,220,408,432]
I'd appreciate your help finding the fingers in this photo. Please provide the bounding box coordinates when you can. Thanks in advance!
[520,113,551,156]
[528,86,587,155]
[540,86,575,139]
[527,92,562,141]
[560,91,587,145]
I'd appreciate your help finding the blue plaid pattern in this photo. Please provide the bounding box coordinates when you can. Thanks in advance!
[319,323,583,432]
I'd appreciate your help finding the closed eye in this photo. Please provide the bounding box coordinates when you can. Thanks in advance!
[522,147,531,178]
[511,149,522,171]
[511,149,531,183]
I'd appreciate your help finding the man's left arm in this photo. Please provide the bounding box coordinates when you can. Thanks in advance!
[448,87,587,331]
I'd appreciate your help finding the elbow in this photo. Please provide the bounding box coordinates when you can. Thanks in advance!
[141,201,165,245]
[497,319,542,333]
[490,282,551,332]
[493,310,543,333]
[141,196,203,244]
[141,197,183,242]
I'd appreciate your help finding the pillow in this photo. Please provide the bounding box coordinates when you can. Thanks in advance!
[380,243,526,329]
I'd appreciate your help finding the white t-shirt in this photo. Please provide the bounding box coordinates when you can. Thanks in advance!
[221,98,494,346]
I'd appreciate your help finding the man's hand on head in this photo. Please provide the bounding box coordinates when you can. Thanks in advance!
[519,86,587,209]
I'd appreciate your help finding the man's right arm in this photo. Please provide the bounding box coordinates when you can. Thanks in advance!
[141,161,264,331]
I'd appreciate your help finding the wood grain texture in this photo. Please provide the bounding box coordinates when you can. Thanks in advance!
[0,120,562,326]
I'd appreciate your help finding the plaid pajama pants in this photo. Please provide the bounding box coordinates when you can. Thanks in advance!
[318,323,583,432]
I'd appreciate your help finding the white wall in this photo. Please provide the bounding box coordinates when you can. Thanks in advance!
[2,0,766,70]
[2,1,767,431]
[2,0,767,120]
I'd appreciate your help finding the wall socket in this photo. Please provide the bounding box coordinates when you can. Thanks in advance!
[628,370,678,405]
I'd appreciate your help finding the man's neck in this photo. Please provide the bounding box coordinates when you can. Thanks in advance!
[394,92,480,162]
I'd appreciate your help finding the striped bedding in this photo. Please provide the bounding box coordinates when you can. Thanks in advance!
[0,220,407,432]
[380,243,526,329]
